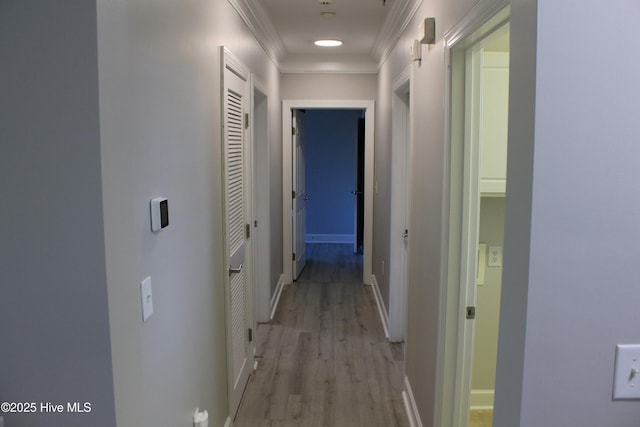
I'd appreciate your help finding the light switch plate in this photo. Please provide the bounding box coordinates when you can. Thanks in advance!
[140,276,153,322]
[613,344,640,399]
[488,246,502,267]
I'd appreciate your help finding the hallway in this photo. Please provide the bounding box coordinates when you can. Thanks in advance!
[234,244,408,427]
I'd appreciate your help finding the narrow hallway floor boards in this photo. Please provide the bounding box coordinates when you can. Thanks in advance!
[234,244,408,427]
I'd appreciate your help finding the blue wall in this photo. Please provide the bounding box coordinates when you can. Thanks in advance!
[305,110,362,240]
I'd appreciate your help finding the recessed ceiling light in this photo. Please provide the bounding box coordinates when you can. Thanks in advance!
[314,39,343,47]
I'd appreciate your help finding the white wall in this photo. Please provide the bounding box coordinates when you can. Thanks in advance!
[97,0,280,426]
[495,0,640,425]
[281,73,377,100]
[0,2,116,426]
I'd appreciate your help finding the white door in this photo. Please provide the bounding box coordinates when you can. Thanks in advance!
[222,48,253,419]
[389,77,411,342]
[292,110,307,279]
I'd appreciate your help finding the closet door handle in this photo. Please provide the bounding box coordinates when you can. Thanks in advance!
[229,264,243,276]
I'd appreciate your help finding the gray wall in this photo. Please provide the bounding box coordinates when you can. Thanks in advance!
[473,197,505,391]
[495,0,640,425]
[0,2,116,426]
[97,0,281,426]
[376,0,480,422]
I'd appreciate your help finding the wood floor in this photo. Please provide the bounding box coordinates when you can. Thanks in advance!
[234,243,408,427]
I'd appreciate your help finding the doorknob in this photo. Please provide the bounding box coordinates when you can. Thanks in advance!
[351,190,363,195]
[401,229,409,239]
[229,264,243,276]
[303,195,310,200]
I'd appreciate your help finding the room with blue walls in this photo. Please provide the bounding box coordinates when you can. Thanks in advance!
[304,109,364,244]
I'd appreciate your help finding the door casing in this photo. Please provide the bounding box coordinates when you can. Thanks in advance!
[388,64,413,343]
[437,2,510,427]
[282,100,375,285]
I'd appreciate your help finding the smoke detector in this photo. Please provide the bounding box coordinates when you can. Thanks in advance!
[318,0,334,5]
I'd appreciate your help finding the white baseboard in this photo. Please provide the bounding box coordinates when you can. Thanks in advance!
[371,274,390,339]
[270,274,285,320]
[403,376,423,427]
[305,233,355,244]
[223,415,233,427]
[470,389,494,410]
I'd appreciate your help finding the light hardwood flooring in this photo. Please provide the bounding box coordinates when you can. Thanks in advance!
[234,244,408,427]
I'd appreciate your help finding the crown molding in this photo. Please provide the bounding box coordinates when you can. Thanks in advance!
[226,0,286,67]
[372,0,424,69]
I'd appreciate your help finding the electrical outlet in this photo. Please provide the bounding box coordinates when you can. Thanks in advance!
[488,246,502,267]
[613,344,640,399]
[140,276,153,322]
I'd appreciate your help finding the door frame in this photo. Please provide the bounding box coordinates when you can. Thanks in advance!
[388,64,413,343]
[251,77,271,323]
[282,100,375,285]
[436,2,510,427]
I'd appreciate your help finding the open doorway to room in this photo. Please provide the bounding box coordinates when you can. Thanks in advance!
[294,109,366,281]
[282,101,375,287]
[441,5,510,427]
[300,110,368,254]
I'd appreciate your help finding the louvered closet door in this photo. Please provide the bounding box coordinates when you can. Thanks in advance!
[223,51,252,419]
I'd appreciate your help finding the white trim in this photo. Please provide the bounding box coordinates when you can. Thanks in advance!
[444,0,509,49]
[371,274,390,339]
[223,416,233,427]
[225,0,285,67]
[282,100,375,286]
[388,63,413,343]
[251,77,271,324]
[403,376,424,427]
[269,274,285,320]
[470,389,494,410]
[373,0,424,69]
[305,234,355,244]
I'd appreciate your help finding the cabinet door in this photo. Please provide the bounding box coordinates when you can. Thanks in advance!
[480,51,509,195]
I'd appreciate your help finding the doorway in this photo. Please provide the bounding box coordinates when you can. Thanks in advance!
[282,100,375,286]
[301,109,365,252]
[441,5,510,427]
[388,66,412,343]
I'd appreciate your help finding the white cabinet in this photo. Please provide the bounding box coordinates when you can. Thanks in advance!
[480,52,509,196]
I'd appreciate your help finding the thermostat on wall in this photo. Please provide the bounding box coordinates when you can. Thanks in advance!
[150,197,169,232]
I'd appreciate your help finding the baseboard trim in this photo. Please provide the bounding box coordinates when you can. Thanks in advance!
[371,274,390,339]
[270,274,285,320]
[305,234,355,244]
[403,376,423,427]
[223,415,233,427]
[470,389,494,410]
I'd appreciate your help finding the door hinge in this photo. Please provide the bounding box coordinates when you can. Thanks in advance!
[292,190,296,199]
[292,253,296,261]
[466,306,476,319]
[245,113,249,129]
[292,126,296,136]
[248,328,253,342]
[254,220,258,228]
[245,223,251,239]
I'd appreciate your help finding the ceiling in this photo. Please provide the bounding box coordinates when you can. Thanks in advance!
[229,0,424,73]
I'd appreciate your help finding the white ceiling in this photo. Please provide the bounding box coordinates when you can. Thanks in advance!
[229,0,423,73]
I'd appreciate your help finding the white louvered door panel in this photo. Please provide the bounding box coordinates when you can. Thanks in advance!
[222,48,252,420]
